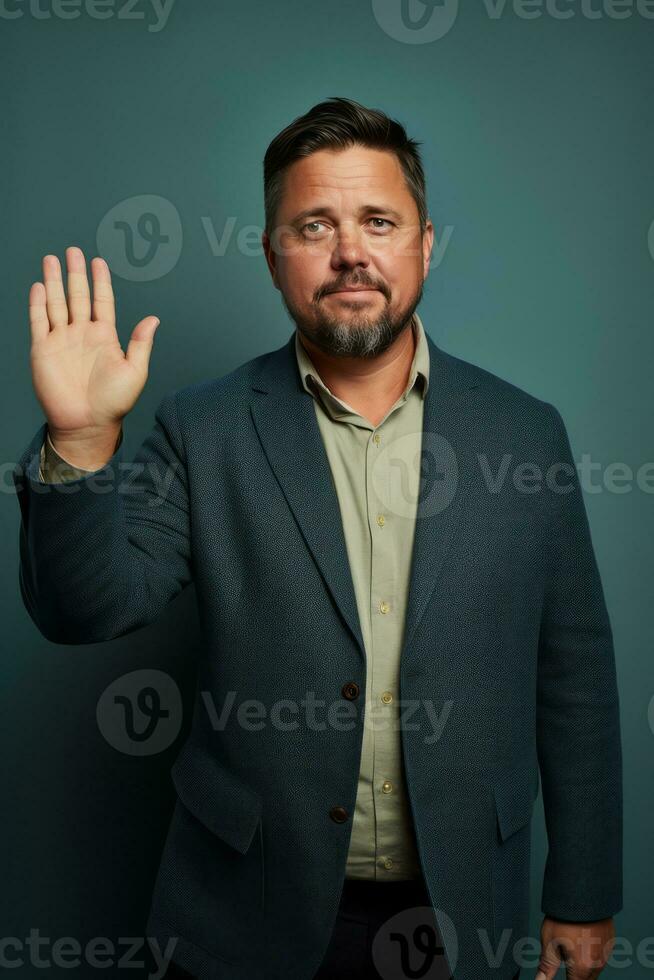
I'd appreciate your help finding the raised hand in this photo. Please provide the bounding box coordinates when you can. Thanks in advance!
[28,246,160,466]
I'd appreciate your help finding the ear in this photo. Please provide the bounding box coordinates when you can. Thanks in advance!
[422,219,435,280]
[262,231,279,290]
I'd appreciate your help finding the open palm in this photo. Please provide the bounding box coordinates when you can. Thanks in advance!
[29,246,159,435]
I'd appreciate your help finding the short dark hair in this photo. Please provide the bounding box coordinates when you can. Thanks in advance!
[263,96,428,237]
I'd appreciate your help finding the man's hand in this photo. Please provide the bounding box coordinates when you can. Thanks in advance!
[28,246,160,469]
[536,916,616,978]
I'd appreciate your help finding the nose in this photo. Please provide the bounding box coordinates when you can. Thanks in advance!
[330,221,370,271]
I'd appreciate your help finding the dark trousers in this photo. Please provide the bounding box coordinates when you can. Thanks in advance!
[312,876,522,980]
[163,876,521,979]
[164,963,195,979]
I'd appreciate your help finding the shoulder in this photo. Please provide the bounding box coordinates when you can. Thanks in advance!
[434,342,563,439]
[159,345,276,422]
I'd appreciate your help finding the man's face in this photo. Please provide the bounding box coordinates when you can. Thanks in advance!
[262,145,434,358]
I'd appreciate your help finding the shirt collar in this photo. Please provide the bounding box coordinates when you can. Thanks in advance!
[294,311,430,415]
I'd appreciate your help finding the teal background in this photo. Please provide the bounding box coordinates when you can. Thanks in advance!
[1,2,653,976]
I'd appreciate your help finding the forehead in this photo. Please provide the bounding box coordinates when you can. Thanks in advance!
[278,145,413,211]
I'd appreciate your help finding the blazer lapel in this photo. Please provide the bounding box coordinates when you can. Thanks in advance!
[400,335,487,672]
[250,334,367,661]
[249,329,488,672]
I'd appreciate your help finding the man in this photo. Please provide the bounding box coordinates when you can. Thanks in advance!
[13,97,622,980]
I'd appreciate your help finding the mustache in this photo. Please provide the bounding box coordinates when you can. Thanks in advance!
[320,279,388,298]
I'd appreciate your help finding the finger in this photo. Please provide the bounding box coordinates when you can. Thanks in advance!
[536,947,562,979]
[28,282,50,343]
[65,246,91,322]
[42,254,69,328]
[91,256,115,325]
[125,316,160,374]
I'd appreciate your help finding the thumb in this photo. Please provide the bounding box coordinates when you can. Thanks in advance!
[536,944,562,979]
[126,316,160,374]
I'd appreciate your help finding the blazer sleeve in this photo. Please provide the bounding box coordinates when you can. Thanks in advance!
[537,403,623,921]
[12,391,192,645]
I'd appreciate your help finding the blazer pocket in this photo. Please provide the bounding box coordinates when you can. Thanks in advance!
[491,768,539,948]
[149,741,265,966]
[170,738,263,854]
[493,767,538,843]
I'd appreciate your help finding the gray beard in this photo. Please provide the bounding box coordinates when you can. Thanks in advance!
[282,284,423,360]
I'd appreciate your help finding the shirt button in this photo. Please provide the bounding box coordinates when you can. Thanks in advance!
[373,433,381,445]
[382,780,393,794]
[376,514,386,527]
[383,858,394,870]
[379,600,390,614]
[329,806,349,823]
[381,691,393,704]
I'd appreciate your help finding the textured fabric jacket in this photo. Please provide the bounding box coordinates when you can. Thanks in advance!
[12,329,623,980]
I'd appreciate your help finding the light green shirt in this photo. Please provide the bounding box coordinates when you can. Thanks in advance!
[39,312,431,881]
[294,312,430,880]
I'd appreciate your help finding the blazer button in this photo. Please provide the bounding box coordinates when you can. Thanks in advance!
[329,805,349,823]
[341,681,360,701]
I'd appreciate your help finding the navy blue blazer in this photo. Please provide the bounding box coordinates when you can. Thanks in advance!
[13,329,623,980]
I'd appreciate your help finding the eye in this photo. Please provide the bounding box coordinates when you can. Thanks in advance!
[368,218,394,231]
[301,221,330,235]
